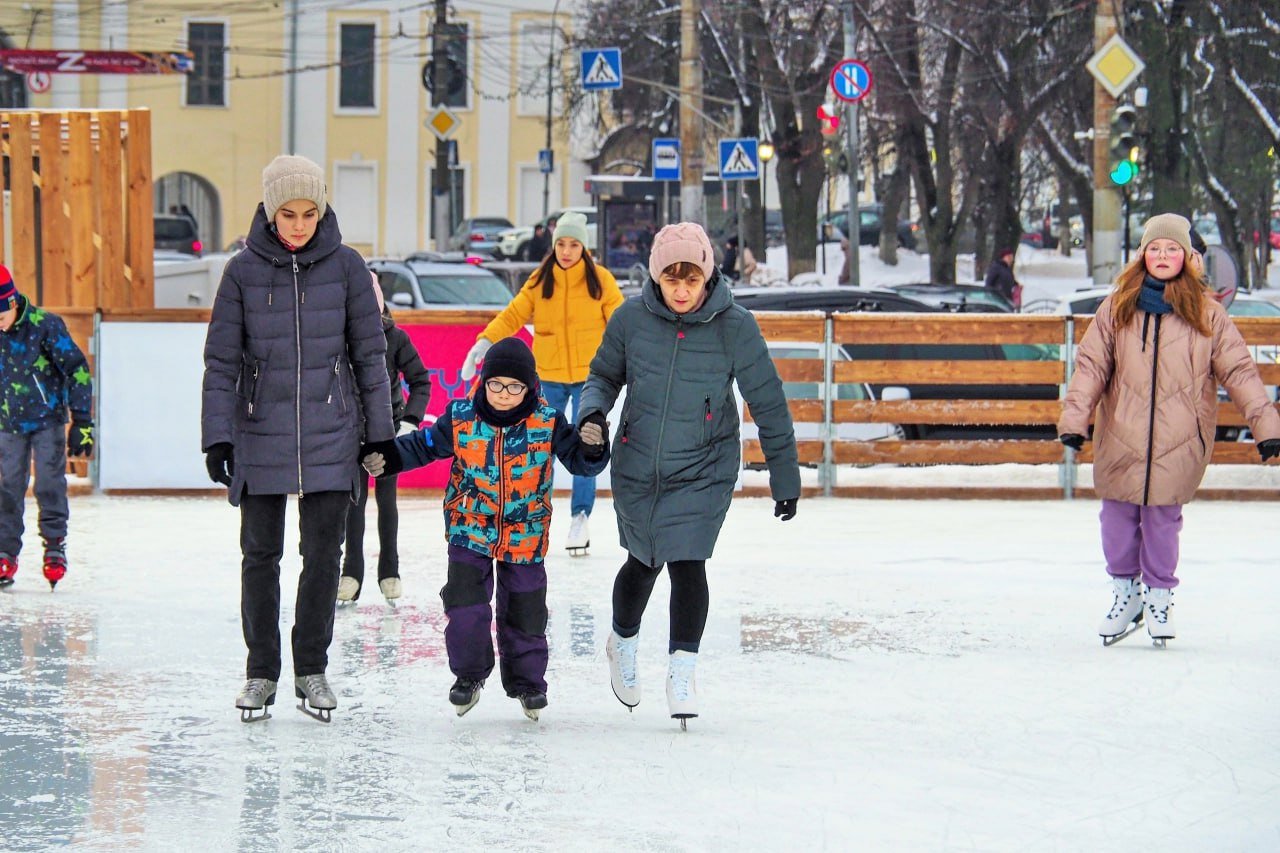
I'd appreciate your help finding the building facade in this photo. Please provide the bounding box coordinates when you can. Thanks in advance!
[0,0,590,257]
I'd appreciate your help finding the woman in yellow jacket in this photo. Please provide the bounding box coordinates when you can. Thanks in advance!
[460,211,624,553]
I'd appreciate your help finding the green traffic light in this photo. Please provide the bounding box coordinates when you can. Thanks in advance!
[1110,160,1138,186]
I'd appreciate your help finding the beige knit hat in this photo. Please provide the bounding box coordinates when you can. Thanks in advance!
[262,154,327,220]
[1138,213,1193,257]
[648,222,715,282]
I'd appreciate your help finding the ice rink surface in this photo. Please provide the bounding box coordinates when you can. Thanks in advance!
[2,493,1278,851]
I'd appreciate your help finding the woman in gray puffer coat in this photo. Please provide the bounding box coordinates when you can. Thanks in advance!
[578,222,799,727]
[201,154,394,723]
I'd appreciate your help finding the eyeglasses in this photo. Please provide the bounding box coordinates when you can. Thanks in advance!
[485,379,527,395]
[1145,245,1184,257]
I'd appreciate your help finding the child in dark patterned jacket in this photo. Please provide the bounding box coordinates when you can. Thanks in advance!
[0,265,94,590]
[359,336,608,720]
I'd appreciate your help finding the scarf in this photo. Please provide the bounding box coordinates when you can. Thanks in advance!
[1137,274,1173,315]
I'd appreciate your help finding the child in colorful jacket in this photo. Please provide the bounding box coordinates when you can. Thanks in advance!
[0,265,94,590]
[359,336,609,720]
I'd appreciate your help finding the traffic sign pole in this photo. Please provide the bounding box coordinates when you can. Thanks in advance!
[842,5,860,291]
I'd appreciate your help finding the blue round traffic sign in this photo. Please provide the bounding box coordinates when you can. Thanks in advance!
[830,59,872,103]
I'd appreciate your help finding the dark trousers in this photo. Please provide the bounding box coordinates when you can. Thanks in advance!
[240,491,349,681]
[442,543,548,696]
[342,474,400,594]
[612,553,709,654]
[0,426,68,555]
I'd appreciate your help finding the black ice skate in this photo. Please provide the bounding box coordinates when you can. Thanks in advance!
[517,690,548,722]
[449,677,484,716]
[294,674,337,723]
[236,678,277,723]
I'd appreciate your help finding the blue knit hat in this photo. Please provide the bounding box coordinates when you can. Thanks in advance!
[0,265,16,312]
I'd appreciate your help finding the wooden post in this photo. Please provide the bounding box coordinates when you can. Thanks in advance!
[7,115,37,286]
[68,112,96,309]
[124,109,153,309]
[38,112,69,305]
[97,111,125,309]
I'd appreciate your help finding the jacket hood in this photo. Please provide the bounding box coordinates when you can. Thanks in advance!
[244,203,344,266]
[641,267,732,324]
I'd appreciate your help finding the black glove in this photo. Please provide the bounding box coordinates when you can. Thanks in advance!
[359,439,404,478]
[774,498,798,521]
[1059,433,1085,451]
[68,419,94,458]
[1258,438,1280,462]
[579,412,609,461]
[205,442,234,486]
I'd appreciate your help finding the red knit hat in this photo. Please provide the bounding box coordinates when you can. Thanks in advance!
[0,265,16,312]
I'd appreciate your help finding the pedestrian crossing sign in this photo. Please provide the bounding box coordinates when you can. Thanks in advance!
[718,138,759,180]
[580,48,622,91]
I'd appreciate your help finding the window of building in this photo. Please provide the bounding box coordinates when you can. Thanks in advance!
[186,22,225,107]
[339,22,376,109]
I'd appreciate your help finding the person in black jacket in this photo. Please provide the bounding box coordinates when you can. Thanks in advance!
[984,247,1020,309]
[201,154,394,723]
[339,276,432,603]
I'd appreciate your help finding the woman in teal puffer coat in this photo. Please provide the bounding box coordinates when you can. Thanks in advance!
[578,222,799,727]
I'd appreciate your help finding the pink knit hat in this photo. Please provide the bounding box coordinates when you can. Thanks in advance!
[648,222,716,283]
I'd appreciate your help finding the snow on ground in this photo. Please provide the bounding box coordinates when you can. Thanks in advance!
[3,494,1279,851]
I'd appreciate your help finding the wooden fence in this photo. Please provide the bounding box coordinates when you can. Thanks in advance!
[0,109,154,311]
[745,312,1280,500]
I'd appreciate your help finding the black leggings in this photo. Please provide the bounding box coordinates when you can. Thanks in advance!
[612,553,708,654]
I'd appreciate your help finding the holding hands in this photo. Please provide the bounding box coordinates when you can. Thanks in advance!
[359,439,403,478]
[459,338,492,382]
[579,412,609,461]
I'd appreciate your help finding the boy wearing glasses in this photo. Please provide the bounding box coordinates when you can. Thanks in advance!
[359,337,609,719]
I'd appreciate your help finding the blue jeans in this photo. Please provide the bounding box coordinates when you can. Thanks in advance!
[540,381,596,517]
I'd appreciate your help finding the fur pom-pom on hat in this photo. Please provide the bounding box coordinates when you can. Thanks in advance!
[262,154,328,220]
[648,222,715,282]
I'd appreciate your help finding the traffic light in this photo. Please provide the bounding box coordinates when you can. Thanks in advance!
[1109,104,1139,186]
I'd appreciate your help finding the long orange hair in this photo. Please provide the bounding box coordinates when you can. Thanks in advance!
[1109,254,1211,336]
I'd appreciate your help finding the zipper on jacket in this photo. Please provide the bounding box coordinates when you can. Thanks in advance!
[248,362,260,416]
[31,372,49,405]
[292,254,304,497]
[496,425,505,548]
[1142,313,1162,505]
[648,321,684,557]
[703,396,712,444]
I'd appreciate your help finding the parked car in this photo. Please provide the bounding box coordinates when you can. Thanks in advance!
[368,258,513,309]
[446,216,514,256]
[496,206,598,260]
[730,285,1060,440]
[885,283,1014,313]
[731,286,940,314]
[154,214,202,256]
[817,205,919,250]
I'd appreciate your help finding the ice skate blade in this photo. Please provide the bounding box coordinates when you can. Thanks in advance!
[1101,614,1144,646]
[522,707,540,721]
[1151,637,1169,649]
[0,579,13,589]
[610,685,639,709]
[566,546,589,558]
[453,699,479,717]
[673,713,696,731]
[296,702,332,723]
[239,708,272,723]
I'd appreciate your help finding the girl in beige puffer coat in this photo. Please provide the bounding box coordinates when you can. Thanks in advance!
[1058,213,1280,646]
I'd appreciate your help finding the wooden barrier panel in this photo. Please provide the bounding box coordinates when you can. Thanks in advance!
[833,313,1066,345]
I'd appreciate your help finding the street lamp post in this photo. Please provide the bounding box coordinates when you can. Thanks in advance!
[758,141,775,260]
[542,0,562,221]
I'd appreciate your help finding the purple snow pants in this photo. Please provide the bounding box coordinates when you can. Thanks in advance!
[441,544,548,696]
[1099,499,1183,590]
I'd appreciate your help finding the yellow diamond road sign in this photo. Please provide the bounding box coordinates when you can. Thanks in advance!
[1086,34,1145,99]
[426,106,460,140]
